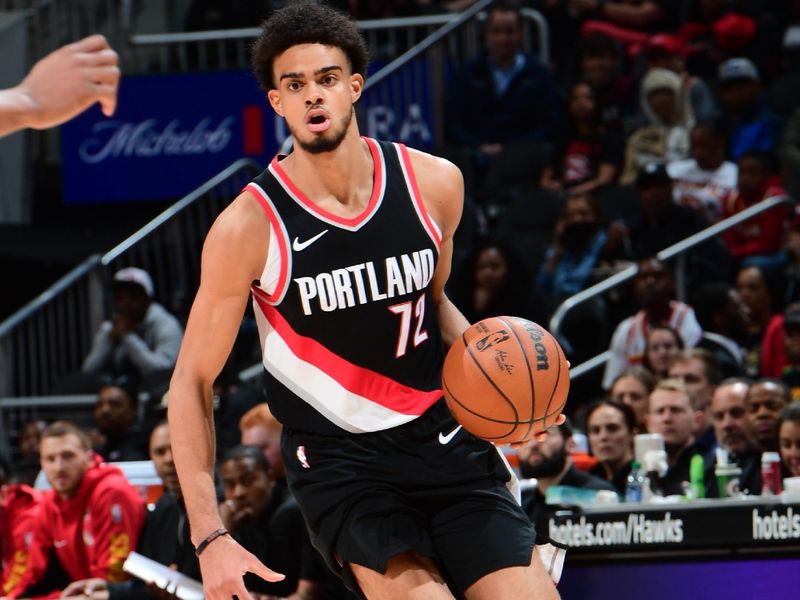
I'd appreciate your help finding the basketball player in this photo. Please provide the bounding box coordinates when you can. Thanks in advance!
[0,35,119,137]
[168,4,564,600]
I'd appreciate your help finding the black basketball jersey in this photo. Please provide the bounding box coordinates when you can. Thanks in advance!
[246,138,444,435]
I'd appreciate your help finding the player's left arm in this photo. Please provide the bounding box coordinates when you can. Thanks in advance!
[406,148,470,347]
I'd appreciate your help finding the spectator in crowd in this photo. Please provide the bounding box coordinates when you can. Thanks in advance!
[14,419,47,486]
[668,348,722,452]
[585,398,637,495]
[691,282,749,379]
[746,378,790,453]
[762,302,796,380]
[620,68,693,184]
[577,33,633,132]
[0,35,119,138]
[721,151,790,267]
[444,1,558,177]
[717,57,784,161]
[240,403,286,487]
[82,268,184,385]
[778,403,800,477]
[571,0,679,37]
[0,461,43,597]
[705,379,761,497]
[667,119,738,223]
[520,419,616,534]
[602,257,702,389]
[780,313,800,401]
[218,445,338,599]
[4,422,145,598]
[644,34,717,122]
[646,379,707,496]
[610,366,656,432]
[629,163,732,287]
[778,106,800,198]
[449,239,539,324]
[91,380,148,462]
[537,194,620,305]
[738,265,778,377]
[642,324,684,380]
[61,420,199,600]
[540,81,622,195]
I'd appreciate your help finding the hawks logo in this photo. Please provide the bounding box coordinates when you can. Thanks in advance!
[296,445,311,469]
[475,331,510,352]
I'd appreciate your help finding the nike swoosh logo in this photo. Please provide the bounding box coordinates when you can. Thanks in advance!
[438,425,462,445]
[292,229,329,251]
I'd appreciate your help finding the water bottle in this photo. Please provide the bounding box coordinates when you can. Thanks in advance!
[625,460,644,503]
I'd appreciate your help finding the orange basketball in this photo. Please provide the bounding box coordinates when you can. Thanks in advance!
[442,316,570,445]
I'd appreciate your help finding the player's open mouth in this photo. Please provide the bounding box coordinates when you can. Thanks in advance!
[306,109,331,133]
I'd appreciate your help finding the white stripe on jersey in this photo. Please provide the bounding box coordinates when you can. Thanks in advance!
[253,306,422,433]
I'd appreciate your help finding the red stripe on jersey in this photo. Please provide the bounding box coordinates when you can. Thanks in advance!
[270,137,384,228]
[245,183,290,303]
[253,294,442,416]
[398,144,442,247]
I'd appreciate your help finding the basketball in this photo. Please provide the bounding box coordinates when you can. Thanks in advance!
[442,316,570,445]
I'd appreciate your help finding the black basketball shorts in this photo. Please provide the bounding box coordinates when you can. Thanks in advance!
[281,399,536,597]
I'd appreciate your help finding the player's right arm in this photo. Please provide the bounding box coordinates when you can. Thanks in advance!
[168,192,284,600]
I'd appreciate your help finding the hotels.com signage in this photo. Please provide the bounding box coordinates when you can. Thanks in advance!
[61,66,434,205]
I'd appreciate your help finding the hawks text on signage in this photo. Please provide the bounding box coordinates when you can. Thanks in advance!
[549,513,684,547]
[752,507,800,541]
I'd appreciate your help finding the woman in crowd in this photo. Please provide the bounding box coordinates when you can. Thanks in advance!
[778,403,800,477]
[449,238,538,324]
[643,324,684,380]
[585,398,637,494]
[540,81,622,196]
[610,366,655,433]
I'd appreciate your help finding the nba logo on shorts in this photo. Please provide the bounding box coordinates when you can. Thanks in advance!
[296,445,311,469]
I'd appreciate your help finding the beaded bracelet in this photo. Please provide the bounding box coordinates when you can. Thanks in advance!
[194,527,229,557]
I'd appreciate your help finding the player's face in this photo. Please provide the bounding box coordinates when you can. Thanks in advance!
[268,43,363,155]
[711,383,754,455]
[587,405,633,465]
[611,376,648,430]
[40,434,92,498]
[779,420,800,476]
[241,424,285,481]
[220,457,272,521]
[647,389,697,448]
[746,383,787,447]
[149,423,179,494]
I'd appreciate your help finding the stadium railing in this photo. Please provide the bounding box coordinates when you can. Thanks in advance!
[553,194,796,381]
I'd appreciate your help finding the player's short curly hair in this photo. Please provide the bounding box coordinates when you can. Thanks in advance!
[251,2,369,91]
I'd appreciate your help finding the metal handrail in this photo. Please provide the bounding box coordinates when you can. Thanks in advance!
[365,0,494,90]
[550,194,794,376]
[0,255,102,338]
[102,157,261,265]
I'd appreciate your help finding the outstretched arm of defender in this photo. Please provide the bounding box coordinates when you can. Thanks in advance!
[168,192,284,600]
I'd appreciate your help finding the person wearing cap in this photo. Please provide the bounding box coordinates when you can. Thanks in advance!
[81,267,184,383]
[718,57,784,161]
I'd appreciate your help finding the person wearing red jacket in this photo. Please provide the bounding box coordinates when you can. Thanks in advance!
[4,421,145,598]
[0,465,43,596]
[721,151,790,265]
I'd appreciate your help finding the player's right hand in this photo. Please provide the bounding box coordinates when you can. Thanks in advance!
[199,534,284,600]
